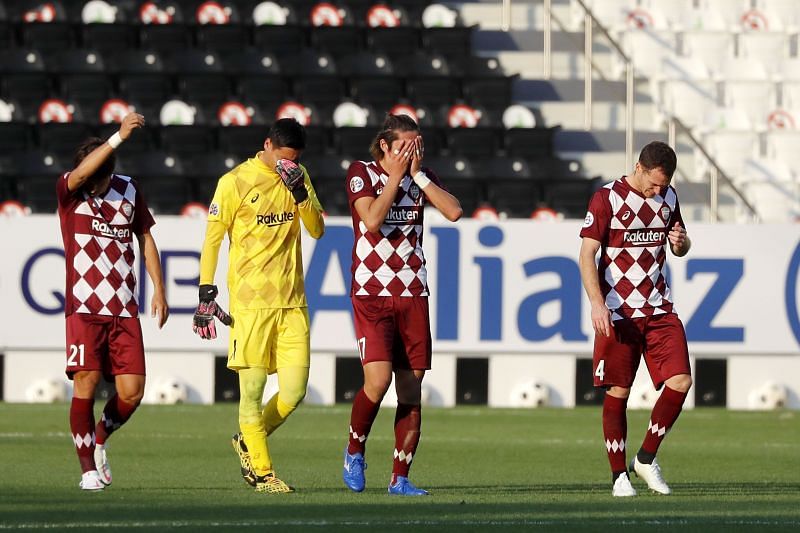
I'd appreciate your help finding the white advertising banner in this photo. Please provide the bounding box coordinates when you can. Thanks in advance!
[2,215,800,356]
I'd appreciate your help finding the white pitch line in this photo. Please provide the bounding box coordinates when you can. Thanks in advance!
[1,519,798,529]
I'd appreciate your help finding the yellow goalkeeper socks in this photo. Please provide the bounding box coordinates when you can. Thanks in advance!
[262,366,309,436]
[238,368,272,475]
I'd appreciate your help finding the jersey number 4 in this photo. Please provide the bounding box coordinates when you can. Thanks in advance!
[67,344,85,367]
[357,337,366,361]
[595,359,605,381]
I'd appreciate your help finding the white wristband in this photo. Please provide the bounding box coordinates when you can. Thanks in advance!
[107,132,123,149]
[413,170,431,189]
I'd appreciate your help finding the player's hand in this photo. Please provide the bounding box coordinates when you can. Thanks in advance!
[151,289,169,329]
[668,222,686,249]
[591,302,612,338]
[384,139,412,180]
[119,112,145,141]
[276,158,308,203]
[409,135,424,176]
[192,284,233,340]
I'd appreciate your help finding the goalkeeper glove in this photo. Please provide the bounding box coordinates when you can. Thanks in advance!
[192,284,233,340]
[276,158,308,203]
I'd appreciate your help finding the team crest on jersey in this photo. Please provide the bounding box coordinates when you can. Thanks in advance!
[209,203,219,216]
[583,211,594,228]
[121,203,133,217]
[350,176,364,193]
[408,183,420,201]
[660,206,671,221]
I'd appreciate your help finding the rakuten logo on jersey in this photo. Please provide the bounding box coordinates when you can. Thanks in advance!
[623,229,666,245]
[91,219,131,239]
[257,211,295,226]
[385,207,419,224]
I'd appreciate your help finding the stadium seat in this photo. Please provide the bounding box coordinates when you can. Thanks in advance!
[365,27,421,60]
[487,179,541,218]
[700,130,760,181]
[473,157,532,180]
[339,51,402,110]
[118,151,189,213]
[756,0,800,30]
[738,32,789,78]
[723,80,778,131]
[0,49,51,116]
[504,128,555,160]
[182,151,238,203]
[252,24,306,57]
[195,23,251,54]
[639,0,695,30]
[167,50,232,108]
[20,22,74,60]
[541,177,598,218]
[81,23,137,55]
[421,27,473,61]
[49,49,113,110]
[696,0,750,30]
[104,49,166,75]
[14,150,64,213]
[660,80,718,128]
[217,125,270,160]
[765,130,800,175]
[118,74,175,111]
[529,157,585,180]
[335,127,377,159]
[158,125,216,158]
[310,25,363,59]
[0,122,33,157]
[621,30,678,79]
[311,176,350,215]
[681,31,735,78]
[36,122,93,161]
[139,23,193,55]
[445,127,500,158]
[396,52,460,108]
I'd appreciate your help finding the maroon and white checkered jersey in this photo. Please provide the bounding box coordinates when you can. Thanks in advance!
[580,176,685,321]
[57,172,154,317]
[346,160,442,297]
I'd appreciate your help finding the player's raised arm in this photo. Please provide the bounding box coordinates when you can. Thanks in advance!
[67,112,144,192]
[353,139,411,233]
[409,136,462,222]
[296,171,325,239]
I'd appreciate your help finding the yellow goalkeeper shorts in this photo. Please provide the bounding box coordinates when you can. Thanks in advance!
[227,307,310,373]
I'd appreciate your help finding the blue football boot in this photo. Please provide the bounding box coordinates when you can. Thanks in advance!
[343,446,366,492]
[388,475,429,496]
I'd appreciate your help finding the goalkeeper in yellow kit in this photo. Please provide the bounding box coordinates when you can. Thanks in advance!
[193,118,325,493]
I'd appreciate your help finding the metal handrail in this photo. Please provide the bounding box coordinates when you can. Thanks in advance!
[568,0,634,170]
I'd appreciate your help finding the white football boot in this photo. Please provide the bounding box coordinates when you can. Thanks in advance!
[612,472,637,497]
[79,470,105,491]
[631,456,671,495]
[94,444,112,486]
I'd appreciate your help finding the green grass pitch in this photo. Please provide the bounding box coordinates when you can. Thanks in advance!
[1,403,798,532]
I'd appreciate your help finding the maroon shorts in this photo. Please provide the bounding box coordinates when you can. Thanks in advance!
[593,312,690,389]
[65,313,146,380]
[351,295,432,370]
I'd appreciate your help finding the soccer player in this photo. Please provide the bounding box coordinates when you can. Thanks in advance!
[194,118,325,493]
[578,141,692,497]
[57,112,169,491]
[341,114,462,496]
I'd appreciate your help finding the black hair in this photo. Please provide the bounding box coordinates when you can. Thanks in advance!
[638,141,677,178]
[268,118,306,150]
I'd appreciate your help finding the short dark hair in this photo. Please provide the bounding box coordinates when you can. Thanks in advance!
[74,137,115,180]
[268,118,306,150]
[638,141,677,178]
[369,114,420,161]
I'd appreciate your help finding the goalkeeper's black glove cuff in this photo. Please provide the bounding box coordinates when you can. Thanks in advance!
[292,186,309,204]
[199,284,218,303]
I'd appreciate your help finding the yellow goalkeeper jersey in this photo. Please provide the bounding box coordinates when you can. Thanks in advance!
[199,152,325,310]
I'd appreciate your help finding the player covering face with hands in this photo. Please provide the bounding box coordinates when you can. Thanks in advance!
[194,118,324,493]
[578,141,692,497]
[342,114,462,496]
[57,112,169,491]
